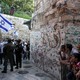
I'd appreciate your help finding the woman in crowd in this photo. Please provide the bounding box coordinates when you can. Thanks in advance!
[59,43,80,80]
[59,45,68,80]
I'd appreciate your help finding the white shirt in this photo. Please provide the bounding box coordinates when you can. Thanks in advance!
[71,48,79,54]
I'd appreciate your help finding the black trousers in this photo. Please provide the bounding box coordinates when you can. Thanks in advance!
[27,51,30,60]
[15,54,22,68]
[0,53,3,64]
[66,71,76,80]
[3,55,13,72]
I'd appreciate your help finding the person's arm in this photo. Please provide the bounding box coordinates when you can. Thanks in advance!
[60,59,70,65]
[58,51,63,59]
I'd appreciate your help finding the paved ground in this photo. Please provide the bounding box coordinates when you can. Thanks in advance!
[0,60,53,80]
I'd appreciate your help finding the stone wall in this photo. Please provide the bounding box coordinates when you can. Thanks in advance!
[1,14,30,41]
[31,0,80,80]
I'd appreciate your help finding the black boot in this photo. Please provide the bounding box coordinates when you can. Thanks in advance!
[1,71,7,73]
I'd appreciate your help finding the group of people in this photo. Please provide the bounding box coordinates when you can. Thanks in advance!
[59,43,80,80]
[1,38,80,79]
[0,38,30,73]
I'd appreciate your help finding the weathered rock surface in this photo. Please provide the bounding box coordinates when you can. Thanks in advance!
[31,0,80,80]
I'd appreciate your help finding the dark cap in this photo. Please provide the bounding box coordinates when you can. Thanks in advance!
[72,53,80,61]
[7,38,12,43]
[17,39,21,43]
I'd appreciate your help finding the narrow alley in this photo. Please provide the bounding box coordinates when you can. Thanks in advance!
[0,60,53,80]
[0,0,80,80]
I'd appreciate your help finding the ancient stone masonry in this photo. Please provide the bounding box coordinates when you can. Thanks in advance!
[31,0,80,80]
[1,14,30,41]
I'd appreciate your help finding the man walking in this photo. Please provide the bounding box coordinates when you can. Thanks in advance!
[2,39,14,73]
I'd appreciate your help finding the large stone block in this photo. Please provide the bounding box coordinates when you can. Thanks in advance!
[45,8,57,17]
[31,0,80,80]
[67,0,80,10]
[56,0,66,8]
[75,15,80,21]
[61,15,73,21]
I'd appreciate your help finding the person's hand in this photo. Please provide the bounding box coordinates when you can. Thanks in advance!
[58,51,61,54]
[60,60,65,64]
[59,60,62,63]
[76,70,80,78]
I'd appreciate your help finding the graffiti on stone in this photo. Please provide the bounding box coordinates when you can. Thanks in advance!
[53,23,63,48]
[30,23,64,80]
[40,24,63,49]
[30,31,42,62]
[65,26,80,45]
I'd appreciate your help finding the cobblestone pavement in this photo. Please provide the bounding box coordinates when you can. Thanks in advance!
[0,60,53,80]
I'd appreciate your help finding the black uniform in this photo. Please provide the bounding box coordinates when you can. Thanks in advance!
[2,39,14,73]
[15,40,23,69]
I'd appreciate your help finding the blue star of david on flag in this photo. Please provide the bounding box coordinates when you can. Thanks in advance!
[0,14,14,32]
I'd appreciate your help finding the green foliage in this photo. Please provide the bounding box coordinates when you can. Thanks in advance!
[1,0,13,6]
[13,11,32,19]
[1,0,34,19]
[1,1,10,14]
[13,0,34,16]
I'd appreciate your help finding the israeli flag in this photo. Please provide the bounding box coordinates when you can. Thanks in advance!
[0,14,13,32]
[13,30,18,36]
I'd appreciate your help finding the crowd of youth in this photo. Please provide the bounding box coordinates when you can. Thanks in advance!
[59,44,80,80]
[0,38,30,73]
[0,38,80,80]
